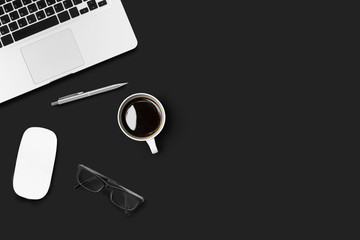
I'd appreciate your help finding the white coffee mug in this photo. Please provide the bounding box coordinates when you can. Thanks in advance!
[117,93,166,154]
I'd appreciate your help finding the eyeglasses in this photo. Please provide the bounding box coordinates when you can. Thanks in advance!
[75,164,144,214]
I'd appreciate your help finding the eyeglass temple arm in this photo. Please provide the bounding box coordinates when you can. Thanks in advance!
[74,176,98,189]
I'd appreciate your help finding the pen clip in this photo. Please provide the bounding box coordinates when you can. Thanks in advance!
[59,92,84,100]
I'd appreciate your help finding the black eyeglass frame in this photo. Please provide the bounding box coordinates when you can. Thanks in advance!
[75,164,144,213]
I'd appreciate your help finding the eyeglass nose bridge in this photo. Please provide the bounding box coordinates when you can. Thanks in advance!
[103,184,113,190]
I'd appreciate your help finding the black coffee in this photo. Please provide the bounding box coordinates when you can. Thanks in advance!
[120,97,162,138]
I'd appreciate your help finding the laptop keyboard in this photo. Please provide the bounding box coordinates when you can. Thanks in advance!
[0,0,107,48]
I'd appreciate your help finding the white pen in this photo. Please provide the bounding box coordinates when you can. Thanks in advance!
[51,82,128,106]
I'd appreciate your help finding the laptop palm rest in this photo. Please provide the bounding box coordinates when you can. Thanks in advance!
[21,29,84,84]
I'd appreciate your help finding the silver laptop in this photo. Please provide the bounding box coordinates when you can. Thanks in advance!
[0,0,137,104]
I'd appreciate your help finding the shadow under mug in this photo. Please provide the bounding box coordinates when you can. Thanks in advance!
[117,93,166,154]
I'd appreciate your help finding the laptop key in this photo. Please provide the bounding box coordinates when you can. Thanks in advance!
[73,0,81,5]
[54,2,63,12]
[3,3,13,13]
[17,17,27,27]
[36,9,45,20]
[68,6,78,18]
[0,14,10,24]
[13,0,23,9]
[36,0,47,10]
[79,8,88,14]
[19,6,29,16]
[9,21,19,31]
[57,10,70,22]
[22,0,32,5]
[87,0,97,10]
[63,0,72,9]
[46,0,56,5]
[27,3,38,13]
[26,13,36,24]
[1,33,13,46]
[10,11,20,21]
[0,6,4,16]
[12,15,59,41]
[0,24,9,35]
[98,0,106,7]
[45,6,54,16]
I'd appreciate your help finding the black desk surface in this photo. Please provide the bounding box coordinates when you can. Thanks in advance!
[1,0,249,238]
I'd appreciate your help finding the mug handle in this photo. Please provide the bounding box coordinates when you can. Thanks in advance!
[146,138,158,154]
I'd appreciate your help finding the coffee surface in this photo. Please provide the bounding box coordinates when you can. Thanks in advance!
[121,97,162,138]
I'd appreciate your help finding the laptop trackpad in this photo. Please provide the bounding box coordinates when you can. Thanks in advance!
[21,29,84,84]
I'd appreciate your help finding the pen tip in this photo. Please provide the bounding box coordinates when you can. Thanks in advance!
[116,82,128,88]
[51,102,58,106]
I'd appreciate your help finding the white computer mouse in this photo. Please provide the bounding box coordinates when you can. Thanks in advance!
[13,127,57,200]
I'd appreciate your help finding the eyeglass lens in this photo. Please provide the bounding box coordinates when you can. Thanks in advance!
[78,169,104,192]
[111,189,140,210]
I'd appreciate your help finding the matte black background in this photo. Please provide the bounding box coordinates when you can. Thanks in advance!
[0,0,267,238]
